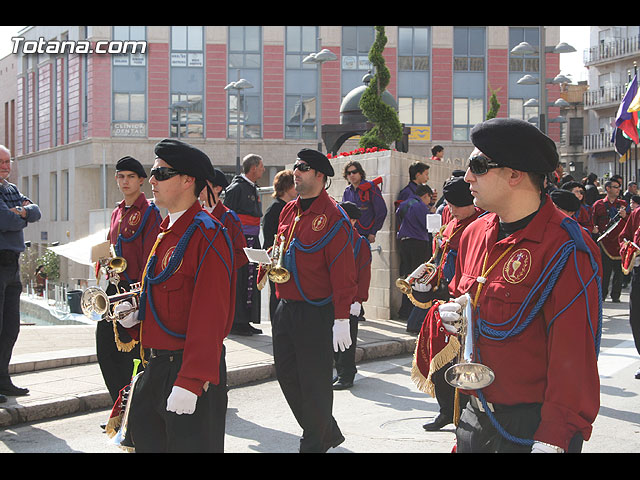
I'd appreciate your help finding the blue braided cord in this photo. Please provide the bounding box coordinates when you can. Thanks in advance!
[285,216,351,306]
[471,226,603,448]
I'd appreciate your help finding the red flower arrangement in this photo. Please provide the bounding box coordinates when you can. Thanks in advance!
[326,147,389,159]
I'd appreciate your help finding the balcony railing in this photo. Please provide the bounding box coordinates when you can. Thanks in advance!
[584,35,640,65]
[584,84,626,108]
[584,131,614,152]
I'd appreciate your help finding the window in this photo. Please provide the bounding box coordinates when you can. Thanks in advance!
[454,27,485,71]
[171,26,204,138]
[341,26,374,96]
[398,27,430,128]
[285,26,319,139]
[509,27,540,73]
[453,97,483,141]
[227,26,262,139]
[508,98,538,122]
[112,26,147,135]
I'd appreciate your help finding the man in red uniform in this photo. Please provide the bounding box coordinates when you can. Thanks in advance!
[199,166,247,271]
[618,201,640,379]
[434,118,601,453]
[117,139,234,452]
[592,178,628,302]
[333,201,372,390]
[258,148,357,452]
[412,175,482,432]
[100,156,161,407]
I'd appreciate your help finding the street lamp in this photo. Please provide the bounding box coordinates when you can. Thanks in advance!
[510,28,576,134]
[302,45,338,152]
[225,77,254,175]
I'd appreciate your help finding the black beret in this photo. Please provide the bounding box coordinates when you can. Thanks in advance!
[338,201,361,220]
[451,170,466,178]
[443,176,474,207]
[551,189,581,214]
[470,118,559,173]
[212,168,229,189]
[154,138,212,181]
[116,156,147,178]
[632,195,640,204]
[297,148,334,177]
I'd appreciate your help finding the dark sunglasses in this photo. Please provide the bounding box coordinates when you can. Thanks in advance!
[293,162,312,172]
[150,166,181,181]
[345,169,359,175]
[467,155,502,176]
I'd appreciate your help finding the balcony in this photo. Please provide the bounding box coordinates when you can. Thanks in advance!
[584,84,626,110]
[584,35,640,65]
[584,131,614,153]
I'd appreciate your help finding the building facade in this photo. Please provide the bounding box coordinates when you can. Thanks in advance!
[6,25,564,284]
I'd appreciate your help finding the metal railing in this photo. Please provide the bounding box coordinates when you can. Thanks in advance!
[583,131,614,152]
[584,84,626,108]
[584,35,640,65]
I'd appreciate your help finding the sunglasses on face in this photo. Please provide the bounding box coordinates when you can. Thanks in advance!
[293,162,312,172]
[467,154,502,175]
[150,167,181,181]
[346,169,358,175]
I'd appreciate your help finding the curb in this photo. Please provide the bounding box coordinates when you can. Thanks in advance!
[0,337,417,428]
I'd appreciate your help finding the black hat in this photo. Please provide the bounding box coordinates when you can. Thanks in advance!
[338,201,361,220]
[443,176,474,207]
[470,118,559,173]
[212,168,229,189]
[451,170,466,178]
[116,156,147,178]
[416,183,433,197]
[154,138,212,180]
[551,189,580,214]
[296,148,334,177]
[632,195,640,204]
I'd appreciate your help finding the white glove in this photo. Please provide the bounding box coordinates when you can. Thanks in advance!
[437,295,468,334]
[350,302,361,317]
[412,281,432,293]
[166,385,198,415]
[333,319,352,352]
[531,441,564,453]
[114,301,140,328]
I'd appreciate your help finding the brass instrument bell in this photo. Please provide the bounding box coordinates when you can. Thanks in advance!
[81,283,141,321]
[267,234,291,284]
[443,293,495,390]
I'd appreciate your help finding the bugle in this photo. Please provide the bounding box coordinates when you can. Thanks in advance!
[443,293,495,390]
[268,234,291,284]
[81,283,141,321]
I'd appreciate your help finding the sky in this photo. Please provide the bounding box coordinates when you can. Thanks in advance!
[0,25,591,83]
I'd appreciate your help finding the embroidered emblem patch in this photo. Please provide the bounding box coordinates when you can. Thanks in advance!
[161,246,183,273]
[502,248,532,284]
[128,211,141,227]
[312,214,327,232]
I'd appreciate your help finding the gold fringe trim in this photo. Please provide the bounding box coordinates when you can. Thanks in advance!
[113,319,139,353]
[411,335,461,399]
[105,414,122,439]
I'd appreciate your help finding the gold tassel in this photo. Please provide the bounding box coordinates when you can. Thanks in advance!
[113,319,139,353]
[105,414,122,439]
[411,335,461,398]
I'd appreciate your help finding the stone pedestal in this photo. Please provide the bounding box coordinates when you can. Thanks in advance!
[321,149,465,320]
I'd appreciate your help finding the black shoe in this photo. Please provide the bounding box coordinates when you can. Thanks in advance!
[333,378,353,390]
[611,298,621,303]
[635,368,640,380]
[248,325,263,334]
[0,394,6,403]
[0,383,29,396]
[422,414,452,431]
[230,325,254,336]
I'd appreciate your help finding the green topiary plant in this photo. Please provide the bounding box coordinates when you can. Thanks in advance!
[486,86,502,120]
[358,26,403,150]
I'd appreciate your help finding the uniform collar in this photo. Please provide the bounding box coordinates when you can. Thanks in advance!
[484,195,551,245]
[295,188,330,216]
[160,200,203,235]
[118,192,147,210]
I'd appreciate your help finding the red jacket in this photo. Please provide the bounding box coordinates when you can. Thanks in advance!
[211,201,248,270]
[130,201,234,395]
[107,193,162,283]
[592,197,627,258]
[449,197,601,450]
[259,189,357,319]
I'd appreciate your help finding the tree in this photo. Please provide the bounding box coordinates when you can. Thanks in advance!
[486,86,502,120]
[358,26,403,150]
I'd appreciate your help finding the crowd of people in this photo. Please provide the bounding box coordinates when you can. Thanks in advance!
[0,117,638,453]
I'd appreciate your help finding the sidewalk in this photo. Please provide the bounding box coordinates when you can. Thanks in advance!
[0,313,418,428]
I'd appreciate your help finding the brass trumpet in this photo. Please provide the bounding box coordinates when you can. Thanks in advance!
[81,283,141,321]
[395,262,439,308]
[443,293,495,390]
[267,234,291,284]
[98,245,128,284]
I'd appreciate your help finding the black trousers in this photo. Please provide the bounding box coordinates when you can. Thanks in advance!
[0,251,21,386]
[128,347,228,453]
[398,238,430,317]
[272,299,343,452]
[600,246,623,301]
[432,361,456,420]
[233,235,261,326]
[456,400,583,453]
[333,314,359,382]
[629,267,640,356]
[96,282,143,404]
